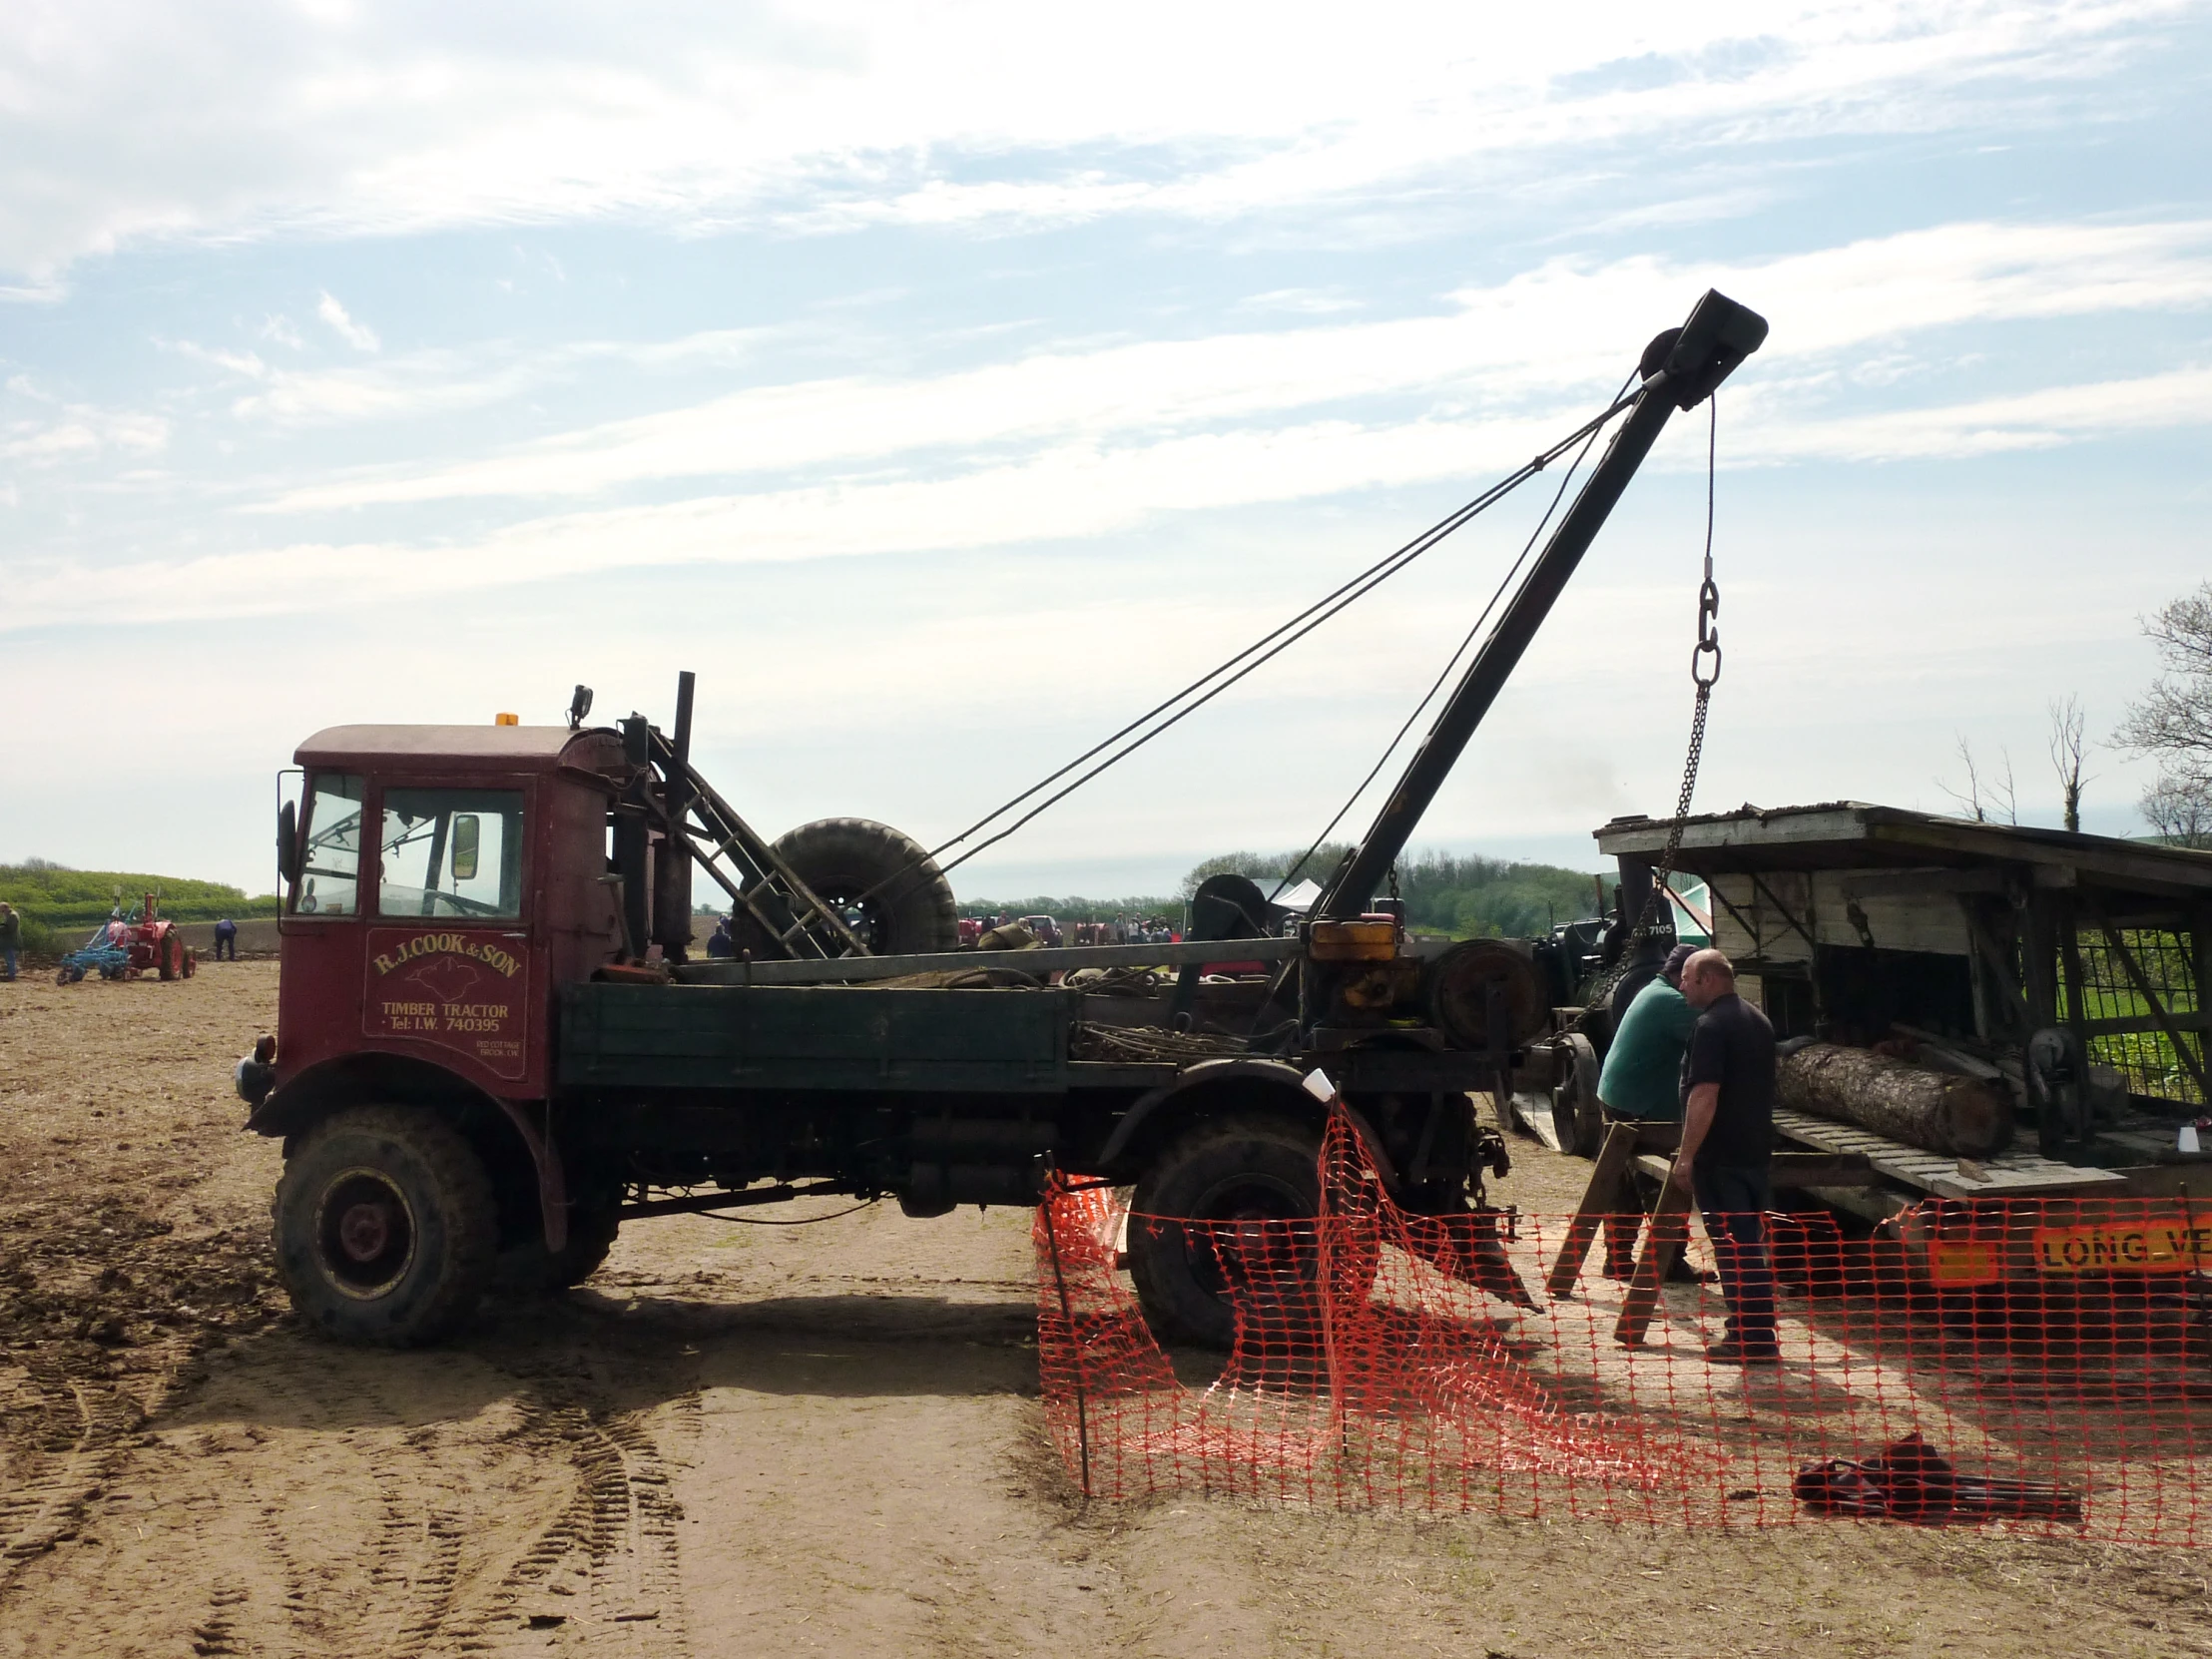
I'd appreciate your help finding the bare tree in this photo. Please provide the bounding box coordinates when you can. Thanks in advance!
[2142,773,2212,849]
[2046,695,2093,833]
[2115,581,2212,841]
[1938,735,2016,826]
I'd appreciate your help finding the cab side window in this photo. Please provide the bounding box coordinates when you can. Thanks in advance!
[377,789,525,919]
[293,773,364,916]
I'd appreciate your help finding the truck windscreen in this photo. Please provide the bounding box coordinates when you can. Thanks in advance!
[377,788,525,919]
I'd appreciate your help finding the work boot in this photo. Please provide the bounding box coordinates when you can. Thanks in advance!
[1705,1338,1781,1367]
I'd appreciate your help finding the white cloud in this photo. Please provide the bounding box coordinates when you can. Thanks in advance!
[1733,365,2212,461]
[173,320,784,427]
[12,360,2210,631]
[1,405,170,463]
[0,1,2189,277]
[315,290,379,350]
[249,217,2212,511]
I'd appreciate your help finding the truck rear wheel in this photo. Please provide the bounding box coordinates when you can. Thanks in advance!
[746,818,958,956]
[273,1106,498,1347]
[1127,1114,1335,1350]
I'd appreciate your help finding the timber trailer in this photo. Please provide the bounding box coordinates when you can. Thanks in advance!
[239,289,1767,1348]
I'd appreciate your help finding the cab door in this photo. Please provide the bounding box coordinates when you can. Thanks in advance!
[276,769,369,1077]
[359,777,543,1097]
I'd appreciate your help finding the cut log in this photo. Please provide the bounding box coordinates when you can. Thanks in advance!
[1779,1042,2015,1159]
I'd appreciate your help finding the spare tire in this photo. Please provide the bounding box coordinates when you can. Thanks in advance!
[741,818,958,957]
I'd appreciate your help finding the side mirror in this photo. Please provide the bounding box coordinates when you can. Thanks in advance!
[450,815,481,882]
[277,801,300,884]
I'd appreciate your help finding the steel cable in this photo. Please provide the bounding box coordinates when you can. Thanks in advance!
[894,386,1644,890]
[1265,370,1637,904]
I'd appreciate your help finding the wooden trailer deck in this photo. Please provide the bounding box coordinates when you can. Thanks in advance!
[1770,1105,2127,1204]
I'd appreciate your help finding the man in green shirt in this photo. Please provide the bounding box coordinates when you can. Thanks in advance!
[1595,944,1699,1279]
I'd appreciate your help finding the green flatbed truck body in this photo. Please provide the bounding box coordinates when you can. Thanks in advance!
[558,983,1081,1095]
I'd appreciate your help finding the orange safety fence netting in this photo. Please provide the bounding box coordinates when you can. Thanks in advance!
[1034,1111,2212,1541]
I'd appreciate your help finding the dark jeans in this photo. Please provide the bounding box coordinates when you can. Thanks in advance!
[1692,1162,1777,1348]
[215,935,238,960]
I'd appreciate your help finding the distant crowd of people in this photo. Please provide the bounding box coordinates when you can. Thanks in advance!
[961,912,1180,947]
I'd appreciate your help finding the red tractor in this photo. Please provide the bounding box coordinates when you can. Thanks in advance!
[55,892,197,984]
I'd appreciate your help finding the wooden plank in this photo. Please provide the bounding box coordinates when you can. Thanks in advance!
[1634,1151,1878,1188]
[1614,1169,1692,1348]
[1711,873,1816,966]
[1771,1106,2126,1198]
[1816,870,1972,955]
[1546,1120,1640,1298]
[1837,867,2007,899]
[1596,805,1883,859]
[1870,819,2212,900]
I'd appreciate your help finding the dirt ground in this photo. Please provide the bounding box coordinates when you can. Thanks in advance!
[2,962,2209,1658]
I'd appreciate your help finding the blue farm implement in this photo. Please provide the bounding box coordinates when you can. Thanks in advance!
[56,893,197,985]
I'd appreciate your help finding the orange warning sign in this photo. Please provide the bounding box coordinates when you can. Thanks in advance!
[2032,1218,2212,1276]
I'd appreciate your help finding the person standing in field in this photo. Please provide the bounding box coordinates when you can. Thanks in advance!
[705,914,736,959]
[213,917,240,961]
[1670,947,1781,1365]
[1594,942,1702,1281]
[0,902,19,981]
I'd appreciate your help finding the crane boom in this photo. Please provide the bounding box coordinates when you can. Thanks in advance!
[1317,288,1768,919]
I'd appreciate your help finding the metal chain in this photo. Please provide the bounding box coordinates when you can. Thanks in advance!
[1574,396,1722,1022]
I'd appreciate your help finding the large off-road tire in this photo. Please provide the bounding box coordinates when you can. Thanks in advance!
[273,1106,498,1347]
[1128,1114,1333,1351]
[157,930,184,981]
[493,1205,621,1295]
[744,817,958,957]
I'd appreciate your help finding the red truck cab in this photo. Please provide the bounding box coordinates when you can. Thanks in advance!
[274,724,630,1102]
[247,724,637,1340]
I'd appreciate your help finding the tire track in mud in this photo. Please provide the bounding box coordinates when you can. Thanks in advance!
[463,1317,703,1656]
[0,1346,166,1592]
[152,1314,707,1658]
[233,1339,500,1659]
[5,1302,706,1657]
[367,1426,473,1658]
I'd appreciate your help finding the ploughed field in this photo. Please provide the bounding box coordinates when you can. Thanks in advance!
[0,963,2206,1657]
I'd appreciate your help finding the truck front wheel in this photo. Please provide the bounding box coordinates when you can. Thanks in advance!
[1127,1114,1331,1350]
[494,1204,621,1295]
[273,1106,498,1347]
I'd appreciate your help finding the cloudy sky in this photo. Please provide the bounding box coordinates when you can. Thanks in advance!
[4,1,2209,900]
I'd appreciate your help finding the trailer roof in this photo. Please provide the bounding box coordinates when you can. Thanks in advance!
[294,725,628,778]
[1593,801,2212,898]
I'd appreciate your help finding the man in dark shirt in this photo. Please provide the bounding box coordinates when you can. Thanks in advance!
[213,917,240,961]
[1669,948,1780,1365]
